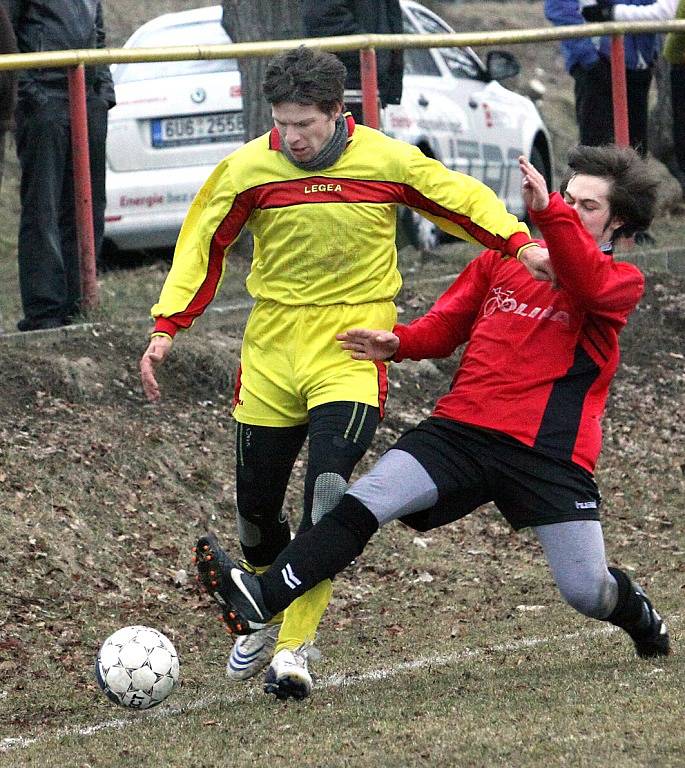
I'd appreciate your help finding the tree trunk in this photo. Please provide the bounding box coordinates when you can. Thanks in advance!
[649,58,685,190]
[221,0,303,139]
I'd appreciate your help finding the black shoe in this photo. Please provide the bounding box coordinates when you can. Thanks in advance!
[17,316,66,332]
[628,585,671,659]
[193,533,270,635]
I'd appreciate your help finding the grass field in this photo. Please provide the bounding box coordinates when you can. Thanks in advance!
[0,263,682,767]
[1,2,684,765]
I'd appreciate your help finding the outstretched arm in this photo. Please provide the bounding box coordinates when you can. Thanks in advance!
[139,335,173,402]
[517,156,556,284]
[336,328,400,360]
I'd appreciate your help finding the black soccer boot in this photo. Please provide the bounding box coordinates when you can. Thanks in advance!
[607,567,671,658]
[193,533,272,635]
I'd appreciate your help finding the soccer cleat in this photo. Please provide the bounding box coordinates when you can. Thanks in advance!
[194,533,271,634]
[629,587,671,659]
[263,646,313,701]
[226,624,280,681]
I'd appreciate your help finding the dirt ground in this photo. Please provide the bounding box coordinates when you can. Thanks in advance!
[0,270,682,725]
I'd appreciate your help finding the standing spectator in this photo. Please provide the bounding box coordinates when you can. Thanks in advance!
[0,2,17,193]
[580,0,684,189]
[4,0,115,332]
[545,0,659,155]
[302,0,404,124]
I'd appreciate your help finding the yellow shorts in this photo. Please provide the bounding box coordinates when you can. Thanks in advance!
[232,300,396,426]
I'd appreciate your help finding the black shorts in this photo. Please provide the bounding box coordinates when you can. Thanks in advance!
[395,418,601,532]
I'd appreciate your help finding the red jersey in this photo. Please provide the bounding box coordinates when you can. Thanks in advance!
[393,192,644,473]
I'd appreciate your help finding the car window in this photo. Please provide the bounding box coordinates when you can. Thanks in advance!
[401,16,440,77]
[409,6,482,81]
[115,20,238,84]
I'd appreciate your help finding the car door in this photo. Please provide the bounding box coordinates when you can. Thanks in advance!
[383,12,477,178]
[404,2,524,198]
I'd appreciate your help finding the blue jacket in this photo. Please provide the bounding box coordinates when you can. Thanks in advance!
[544,0,660,72]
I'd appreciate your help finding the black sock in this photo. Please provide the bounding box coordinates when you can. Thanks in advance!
[606,567,650,635]
[258,494,379,614]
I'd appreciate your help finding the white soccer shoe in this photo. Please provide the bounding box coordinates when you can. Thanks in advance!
[263,646,313,700]
[226,624,279,681]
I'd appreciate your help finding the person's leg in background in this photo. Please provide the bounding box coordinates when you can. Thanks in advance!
[669,63,685,186]
[626,67,653,157]
[87,96,109,278]
[15,96,71,330]
[572,58,615,147]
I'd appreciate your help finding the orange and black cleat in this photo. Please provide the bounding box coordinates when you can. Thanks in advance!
[194,532,272,635]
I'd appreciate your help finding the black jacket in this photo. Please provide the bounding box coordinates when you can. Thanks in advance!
[3,0,114,106]
[0,2,17,130]
[303,0,404,106]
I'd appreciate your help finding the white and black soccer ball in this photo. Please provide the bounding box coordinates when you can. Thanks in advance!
[95,625,180,709]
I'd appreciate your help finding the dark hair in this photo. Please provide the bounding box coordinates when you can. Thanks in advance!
[262,46,346,115]
[560,144,659,239]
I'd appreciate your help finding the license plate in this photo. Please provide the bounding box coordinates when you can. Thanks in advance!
[151,112,244,147]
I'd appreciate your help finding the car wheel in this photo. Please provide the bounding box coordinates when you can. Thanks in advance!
[401,206,442,252]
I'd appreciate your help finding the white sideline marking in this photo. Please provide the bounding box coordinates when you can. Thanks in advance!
[0,621,674,753]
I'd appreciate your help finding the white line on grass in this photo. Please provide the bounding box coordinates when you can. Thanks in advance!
[0,620,675,754]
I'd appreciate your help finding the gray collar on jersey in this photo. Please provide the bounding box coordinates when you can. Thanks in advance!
[281,113,349,172]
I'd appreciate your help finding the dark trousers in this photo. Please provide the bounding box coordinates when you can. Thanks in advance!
[572,56,653,156]
[0,129,5,193]
[670,63,685,176]
[15,94,108,323]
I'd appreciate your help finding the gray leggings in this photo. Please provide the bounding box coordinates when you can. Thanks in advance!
[349,449,618,620]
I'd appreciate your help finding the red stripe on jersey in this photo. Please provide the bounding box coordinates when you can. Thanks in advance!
[233,364,243,407]
[374,360,388,419]
[251,177,405,207]
[397,185,515,254]
[165,190,256,331]
[245,176,521,254]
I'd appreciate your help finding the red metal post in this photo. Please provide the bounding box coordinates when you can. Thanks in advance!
[610,35,630,147]
[67,64,98,310]
[359,48,380,129]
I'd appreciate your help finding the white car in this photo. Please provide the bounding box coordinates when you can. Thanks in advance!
[104,1,552,254]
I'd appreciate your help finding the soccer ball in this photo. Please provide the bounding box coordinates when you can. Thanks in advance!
[95,625,180,709]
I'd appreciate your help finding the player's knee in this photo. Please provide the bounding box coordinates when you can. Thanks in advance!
[312,472,348,525]
[557,577,614,619]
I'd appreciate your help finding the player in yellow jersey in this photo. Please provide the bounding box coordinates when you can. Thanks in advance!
[140,46,548,700]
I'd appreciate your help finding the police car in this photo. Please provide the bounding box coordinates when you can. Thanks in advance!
[103,1,552,254]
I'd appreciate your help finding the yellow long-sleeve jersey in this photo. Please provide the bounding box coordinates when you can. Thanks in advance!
[151,121,533,337]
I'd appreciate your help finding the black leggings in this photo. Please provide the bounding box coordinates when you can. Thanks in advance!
[235,401,379,566]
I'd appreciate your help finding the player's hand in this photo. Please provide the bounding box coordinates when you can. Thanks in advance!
[519,155,549,212]
[518,245,558,286]
[336,328,400,361]
[139,335,173,402]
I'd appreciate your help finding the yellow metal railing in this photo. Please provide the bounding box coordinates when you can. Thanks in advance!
[1,19,683,308]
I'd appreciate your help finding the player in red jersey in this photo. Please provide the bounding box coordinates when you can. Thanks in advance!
[195,144,671,670]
